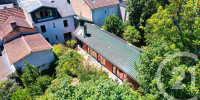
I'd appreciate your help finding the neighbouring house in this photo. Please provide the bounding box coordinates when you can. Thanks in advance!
[20,0,76,45]
[119,0,129,22]
[0,7,55,81]
[71,0,122,27]
[73,23,142,90]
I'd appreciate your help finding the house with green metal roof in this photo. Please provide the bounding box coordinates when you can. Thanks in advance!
[73,23,141,90]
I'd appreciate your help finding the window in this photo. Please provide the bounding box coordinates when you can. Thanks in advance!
[64,32,72,41]
[40,25,46,33]
[98,11,102,20]
[35,10,52,19]
[45,38,49,42]
[56,35,58,40]
[110,8,113,14]
[113,66,117,75]
[53,22,56,28]
[63,20,68,27]
[4,6,7,9]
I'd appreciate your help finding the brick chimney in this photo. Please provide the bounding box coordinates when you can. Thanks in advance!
[10,21,16,28]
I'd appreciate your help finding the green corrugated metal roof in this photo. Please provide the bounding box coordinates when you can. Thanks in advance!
[73,23,141,81]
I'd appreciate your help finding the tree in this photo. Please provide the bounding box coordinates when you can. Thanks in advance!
[125,0,170,45]
[145,0,200,54]
[126,0,169,27]
[123,25,141,45]
[39,76,141,100]
[56,50,84,76]
[137,0,200,99]
[102,14,123,37]
[0,80,19,99]
[21,61,41,88]
[10,88,31,100]
[65,39,77,49]
[52,44,68,58]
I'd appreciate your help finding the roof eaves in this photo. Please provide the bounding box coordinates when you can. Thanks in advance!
[28,6,57,14]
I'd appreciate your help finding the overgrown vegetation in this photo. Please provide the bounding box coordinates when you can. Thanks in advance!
[102,14,124,37]
[0,40,138,99]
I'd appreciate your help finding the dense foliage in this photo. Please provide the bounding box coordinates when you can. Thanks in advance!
[123,25,141,46]
[0,80,19,99]
[52,44,68,58]
[102,14,124,37]
[38,75,140,100]
[65,39,77,49]
[21,62,41,88]
[136,0,200,99]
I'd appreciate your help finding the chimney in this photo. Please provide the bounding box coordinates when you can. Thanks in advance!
[10,21,16,28]
[84,25,87,38]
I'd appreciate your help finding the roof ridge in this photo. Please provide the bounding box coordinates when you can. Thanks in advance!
[87,23,141,53]
[21,36,32,53]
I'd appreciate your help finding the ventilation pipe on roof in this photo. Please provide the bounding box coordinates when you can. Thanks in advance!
[84,25,87,38]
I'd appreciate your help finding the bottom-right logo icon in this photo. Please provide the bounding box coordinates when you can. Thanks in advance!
[156,52,198,100]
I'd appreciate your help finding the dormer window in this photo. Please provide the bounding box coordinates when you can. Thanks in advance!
[35,9,52,19]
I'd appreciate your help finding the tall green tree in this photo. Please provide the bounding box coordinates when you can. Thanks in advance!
[123,25,141,45]
[39,76,141,100]
[137,0,200,99]
[102,14,123,37]
[126,0,169,27]
[56,50,84,76]
[0,80,19,99]
[21,61,41,88]
[125,0,170,45]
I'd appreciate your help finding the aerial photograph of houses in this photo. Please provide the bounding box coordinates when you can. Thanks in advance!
[0,0,199,99]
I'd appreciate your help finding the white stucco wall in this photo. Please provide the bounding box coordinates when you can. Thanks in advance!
[33,17,75,45]
[13,50,55,71]
[92,4,122,27]
[0,3,14,9]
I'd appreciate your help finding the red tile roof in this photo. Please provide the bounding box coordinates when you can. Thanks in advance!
[4,33,52,65]
[0,7,25,26]
[85,0,119,9]
[0,16,34,39]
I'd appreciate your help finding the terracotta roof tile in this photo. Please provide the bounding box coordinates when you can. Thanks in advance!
[4,36,31,65]
[85,0,119,9]
[4,33,52,65]
[0,7,25,25]
[23,33,53,52]
[0,16,35,39]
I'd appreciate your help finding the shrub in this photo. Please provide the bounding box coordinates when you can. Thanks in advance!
[123,25,141,44]
[21,61,41,88]
[77,64,108,82]
[52,44,68,58]
[102,14,123,37]
[7,67,23,86]
[34,75,52,93]
[0,80,19,99]
[10,88,31,100]
[56,50,84,77]
[65,39,77,49]
[24,75,52,98]
[39,75,73,99]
